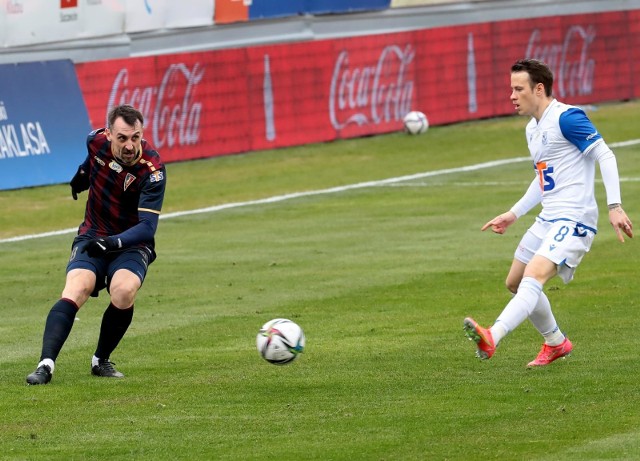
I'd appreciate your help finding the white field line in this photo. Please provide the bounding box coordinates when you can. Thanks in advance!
[390,177,640,187]
[2,138,639,245]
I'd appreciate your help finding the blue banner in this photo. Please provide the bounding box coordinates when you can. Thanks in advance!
[304,0,391,14]
[0,60,92,191]
[249,0,303,20]
[248,0,390,20]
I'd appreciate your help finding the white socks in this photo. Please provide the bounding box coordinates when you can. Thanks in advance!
[528,291,565,346]
[38,358,55,373]
[541,326,566,346]
[489,276,564,346]
[490,277,565,346]
[490,322,508,345]
[491,276,543,343]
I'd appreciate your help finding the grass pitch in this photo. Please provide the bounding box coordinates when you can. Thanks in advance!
[1,101,639,460]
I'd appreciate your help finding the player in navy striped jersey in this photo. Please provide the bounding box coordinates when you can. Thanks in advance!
[463,59,632,367]
[27,104,166,385]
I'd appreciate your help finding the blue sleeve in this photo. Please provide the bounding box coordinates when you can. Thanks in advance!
[112,210,159,247]
[559,108,602,153]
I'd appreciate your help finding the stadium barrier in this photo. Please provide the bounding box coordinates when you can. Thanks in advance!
[0,60,91,190]
[216,0,392,23]
[74,9,640,165]
[0,0,392,46]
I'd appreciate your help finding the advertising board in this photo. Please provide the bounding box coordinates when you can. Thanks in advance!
[0,61,92,190]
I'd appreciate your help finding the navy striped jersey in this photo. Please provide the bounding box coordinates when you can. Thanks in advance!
[77,128,166,249]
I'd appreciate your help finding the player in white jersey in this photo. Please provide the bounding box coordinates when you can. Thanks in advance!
[463,59,633,367]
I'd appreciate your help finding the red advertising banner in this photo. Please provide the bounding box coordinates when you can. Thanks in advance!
[75,10,640,164]
[491,12,633,111]
[630,10,640,99]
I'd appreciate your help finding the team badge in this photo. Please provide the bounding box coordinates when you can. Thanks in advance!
[542,132,548,145]
[109,161,123,173]
[150,171,164,183]
[124,173,136,191]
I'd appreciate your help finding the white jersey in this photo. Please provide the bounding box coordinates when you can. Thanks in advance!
[526,99,603,231]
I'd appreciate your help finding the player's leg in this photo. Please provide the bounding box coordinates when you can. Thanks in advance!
[26,269,97,385]
[526,222,593,366]
[528,291,564,346]
[464,220,545,359]
[490,258,527,343]
[92,248,151,378]
[46,269,96,355]
[526,290,573,367]
[505,258,526,295]
[27,239,102,385]
[495,255,557,335]
[464,256,557,359]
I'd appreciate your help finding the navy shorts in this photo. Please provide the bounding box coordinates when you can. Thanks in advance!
[67,236,156,297]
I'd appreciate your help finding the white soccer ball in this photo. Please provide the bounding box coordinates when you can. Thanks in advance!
[256,318,305,365]
[403,111,429,135]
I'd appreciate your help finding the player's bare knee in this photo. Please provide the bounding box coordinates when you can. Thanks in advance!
[61,277,95,305]
[109,284,138,308]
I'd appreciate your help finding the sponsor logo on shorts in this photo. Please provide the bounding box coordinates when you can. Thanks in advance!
[573,224,588,237]
[138,249,149,268]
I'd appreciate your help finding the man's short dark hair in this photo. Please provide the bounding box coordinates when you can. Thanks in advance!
[511,59,554,97]
[108,104,144,128]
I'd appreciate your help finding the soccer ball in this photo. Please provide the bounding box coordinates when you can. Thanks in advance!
[256,318,305,365]
[403,111,429,135]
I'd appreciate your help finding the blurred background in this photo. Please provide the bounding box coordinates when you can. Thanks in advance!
[1,0,639,190]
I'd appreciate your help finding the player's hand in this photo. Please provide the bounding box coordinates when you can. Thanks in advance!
[608,205,633,243]
[481,211,517,234]
[81,237,122,258]
[70,167,90,200]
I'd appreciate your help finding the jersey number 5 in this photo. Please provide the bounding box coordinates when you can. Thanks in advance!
[536,162,555,191]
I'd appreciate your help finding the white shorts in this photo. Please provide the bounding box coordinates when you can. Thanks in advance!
[514,218,595,284]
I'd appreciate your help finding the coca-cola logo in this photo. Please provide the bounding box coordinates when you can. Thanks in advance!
[525,25,595,98]
[107,63,205,149]
[329,45,415,130]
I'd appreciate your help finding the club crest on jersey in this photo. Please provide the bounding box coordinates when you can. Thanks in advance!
[542,132,548,145]
[109,161,123,173]
[150,171,164,183]
[124,173,136,191]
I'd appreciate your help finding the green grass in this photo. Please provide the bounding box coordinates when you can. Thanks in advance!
[1,101,640,460]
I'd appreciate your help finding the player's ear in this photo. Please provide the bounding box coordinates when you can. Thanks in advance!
[105,128,112,141]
